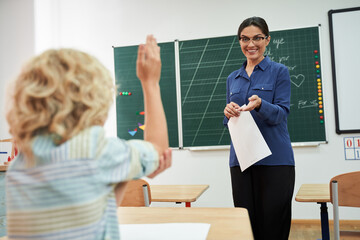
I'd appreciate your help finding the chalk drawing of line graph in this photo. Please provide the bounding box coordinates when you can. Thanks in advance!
[179,36,242,147]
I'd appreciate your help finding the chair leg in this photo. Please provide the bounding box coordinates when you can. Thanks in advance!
[332,180,340,240]
[142,184,150,207]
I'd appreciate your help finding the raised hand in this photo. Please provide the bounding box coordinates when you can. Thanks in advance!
[136,35,161,85]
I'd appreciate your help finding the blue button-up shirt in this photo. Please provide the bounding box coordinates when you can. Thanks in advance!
[223,56,294,168]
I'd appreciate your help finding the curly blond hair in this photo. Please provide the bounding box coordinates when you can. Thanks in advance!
[6,49,115,163]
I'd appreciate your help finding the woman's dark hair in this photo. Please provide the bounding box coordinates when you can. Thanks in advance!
[237,17,269,40]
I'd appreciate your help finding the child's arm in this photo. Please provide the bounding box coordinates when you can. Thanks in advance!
[136,35,171,177]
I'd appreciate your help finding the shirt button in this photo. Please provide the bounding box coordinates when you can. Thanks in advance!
[262,87,264,90]
[230,92,233,95]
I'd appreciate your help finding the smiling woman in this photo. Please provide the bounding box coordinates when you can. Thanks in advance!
[239,27,270,74]
[223,16,295,240]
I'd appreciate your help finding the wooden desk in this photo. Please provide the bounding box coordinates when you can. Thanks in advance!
[295,184,330,240]
[0,165,8,172]
[0,207,253,240]
[118,207,253,240]
[151,184,209,207]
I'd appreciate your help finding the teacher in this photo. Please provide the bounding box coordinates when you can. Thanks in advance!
[223,16,295,240]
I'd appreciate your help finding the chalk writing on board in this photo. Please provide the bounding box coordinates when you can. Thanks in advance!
[286,65,296,71]
[264,48,272,57]
[279,56,290,64]
[298,99,318,109]
[272,38,285,49]
[290,99,318,109]
[265,48,296,71]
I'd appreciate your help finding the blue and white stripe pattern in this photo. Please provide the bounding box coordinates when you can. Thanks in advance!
[5,126,158,240]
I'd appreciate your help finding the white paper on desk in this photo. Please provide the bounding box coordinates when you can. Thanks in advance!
[228,109,272,171]
[119,223,210,240]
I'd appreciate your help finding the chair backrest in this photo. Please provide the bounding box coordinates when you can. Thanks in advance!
[115,179,151,207]
[330,171,360,240]
[330,171,360,207]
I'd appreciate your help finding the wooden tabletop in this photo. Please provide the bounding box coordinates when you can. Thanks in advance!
[0,165,8,172]
[0,207,253,240]
[295,184,330,202]
[118,207,253,240]
[150,184,209,202]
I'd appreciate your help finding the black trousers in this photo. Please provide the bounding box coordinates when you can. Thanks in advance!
[230,165,295,240]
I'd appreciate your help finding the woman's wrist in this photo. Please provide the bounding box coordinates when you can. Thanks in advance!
[256,98,262,111]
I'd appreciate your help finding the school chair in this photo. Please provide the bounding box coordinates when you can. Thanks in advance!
[330,171,360,240]
[115,179,151,207]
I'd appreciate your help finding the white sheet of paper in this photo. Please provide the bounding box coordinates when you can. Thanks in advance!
[119,223,210,240]
[228,110,272,171]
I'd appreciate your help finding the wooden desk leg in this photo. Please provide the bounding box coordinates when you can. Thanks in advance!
[176,202,191,207]
[318,202,330,240]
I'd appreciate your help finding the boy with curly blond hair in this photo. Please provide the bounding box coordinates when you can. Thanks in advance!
[5,35,171,240]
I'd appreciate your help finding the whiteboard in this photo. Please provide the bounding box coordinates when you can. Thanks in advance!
[329,7,360,133]
[328,7,360,134]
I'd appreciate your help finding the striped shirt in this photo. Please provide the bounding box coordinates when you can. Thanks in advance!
[5,126,159,240]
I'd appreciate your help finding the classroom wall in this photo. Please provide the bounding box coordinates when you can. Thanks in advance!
[0,0,35,140]
[0,0,35,163]
[1,0,359,220]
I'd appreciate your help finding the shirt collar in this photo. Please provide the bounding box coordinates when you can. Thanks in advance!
[258,55,270,70]
[235,55,270,78]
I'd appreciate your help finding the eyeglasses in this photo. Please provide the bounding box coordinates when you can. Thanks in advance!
[239,36,268,45]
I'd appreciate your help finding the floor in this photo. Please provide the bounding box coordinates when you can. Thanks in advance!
[289,220,360,240]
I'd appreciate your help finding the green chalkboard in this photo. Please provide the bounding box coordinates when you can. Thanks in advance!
[113,42,178,147]
[114,26,326,148]
[179,36,237,147]
[179,27,326,147]
[272,27,326,143]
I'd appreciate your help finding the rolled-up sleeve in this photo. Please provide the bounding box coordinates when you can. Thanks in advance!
[96,137,159,185]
